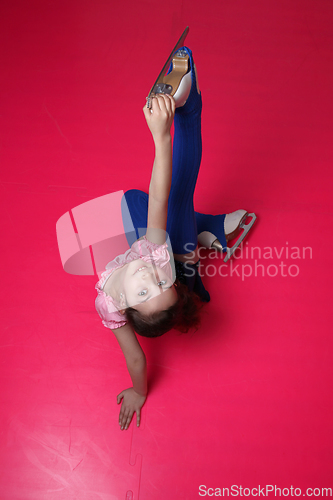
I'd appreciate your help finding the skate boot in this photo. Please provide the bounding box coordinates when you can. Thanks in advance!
[147,27,192,108]
[198,210,257,262]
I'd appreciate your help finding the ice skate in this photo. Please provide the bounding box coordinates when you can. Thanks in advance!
[146,27,191,108]
[198,210,257,262]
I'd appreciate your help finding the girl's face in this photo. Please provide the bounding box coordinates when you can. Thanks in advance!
[121,259,177,313]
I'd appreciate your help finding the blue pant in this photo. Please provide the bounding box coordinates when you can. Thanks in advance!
[121,47,227,256]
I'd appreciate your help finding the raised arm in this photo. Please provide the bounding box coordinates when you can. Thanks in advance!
[143,94,175,245]
[112,323,147,430]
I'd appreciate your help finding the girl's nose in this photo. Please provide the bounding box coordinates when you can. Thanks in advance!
[141,271,155,282]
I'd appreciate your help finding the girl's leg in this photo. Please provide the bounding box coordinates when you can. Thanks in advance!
[121,189,148,247]
[122,47,202,254]
[165,46,202,255]
[195,212,227,250]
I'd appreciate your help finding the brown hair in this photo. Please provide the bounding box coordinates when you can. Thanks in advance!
[124,280,203,338]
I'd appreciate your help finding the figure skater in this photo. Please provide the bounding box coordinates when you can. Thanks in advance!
[95,47,254,431]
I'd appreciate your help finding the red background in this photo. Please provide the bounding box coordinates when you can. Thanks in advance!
[0,0,332,498]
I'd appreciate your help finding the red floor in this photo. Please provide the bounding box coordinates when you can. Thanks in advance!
[1,1,332,499]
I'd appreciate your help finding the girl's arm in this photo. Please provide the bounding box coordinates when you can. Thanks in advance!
[143,94,175,245]
[112,323,147,430]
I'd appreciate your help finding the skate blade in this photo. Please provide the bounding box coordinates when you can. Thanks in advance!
[146,26,189,108]
[224,213,257,262]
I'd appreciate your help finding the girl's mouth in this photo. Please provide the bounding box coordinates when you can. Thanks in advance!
[133,265,148,275]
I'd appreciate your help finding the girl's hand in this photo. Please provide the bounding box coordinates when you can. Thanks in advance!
[117,387,147,430]
[143,94,176,142]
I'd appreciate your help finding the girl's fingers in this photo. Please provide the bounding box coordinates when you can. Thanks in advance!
[119,406,125,422]
[153,95,167,114]
[156,94,167,113]
[121,410,131,429]
[161,94,175,117]
[161,94,174,113]
[123,412,132,430]
[149,96,157,113]
[159,93,169,105]
[170,94,176,114]
[124,412,133,430]
[143,102,151,118]
[144,94,175,116]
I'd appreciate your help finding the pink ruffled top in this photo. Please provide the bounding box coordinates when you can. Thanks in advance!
[95,236,174,330]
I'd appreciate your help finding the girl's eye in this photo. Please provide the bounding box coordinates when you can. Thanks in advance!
[138,281,167,296]
[138,280,167,297]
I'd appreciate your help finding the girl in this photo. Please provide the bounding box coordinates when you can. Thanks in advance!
[95,47,251,431]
